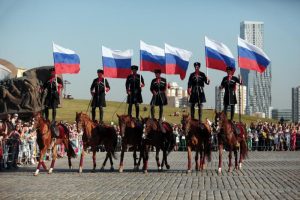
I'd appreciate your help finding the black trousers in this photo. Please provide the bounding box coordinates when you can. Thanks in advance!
[190,103,203,122]
[44,107,56,121]
[128,103,140,119]
[151,105,163,120]
[92,107,103,123]
[224,105,235,121]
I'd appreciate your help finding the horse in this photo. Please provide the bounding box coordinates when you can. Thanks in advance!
[214,111,248,174]
[141,117,176,173]
[75,112,118,173]
[181,114,212,173]
[33,113,76,176]
[117,114,143,172]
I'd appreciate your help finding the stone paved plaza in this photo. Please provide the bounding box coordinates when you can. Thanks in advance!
[0,151,299,200]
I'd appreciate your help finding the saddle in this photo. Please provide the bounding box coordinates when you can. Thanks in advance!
[230,121,241,136]
[50,121,60,138]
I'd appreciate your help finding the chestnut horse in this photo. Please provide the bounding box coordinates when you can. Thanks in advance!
[75,112,118,173]
[33,113,76,176]
[215,111,248,174]
[141,117,176,173]
[181,114,212,173]
[117,115,143,172]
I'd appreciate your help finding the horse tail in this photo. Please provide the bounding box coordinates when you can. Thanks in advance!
[240,139,248,159]
[110,127,118,159]
[205,131,212,162]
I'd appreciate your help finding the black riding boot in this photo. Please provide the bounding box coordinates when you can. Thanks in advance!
[150,106,155,119]
[91,107,96,121]
[190,103,195,119]
[135,104,140,119]
[99,107,103,123]
[128,104,133,117]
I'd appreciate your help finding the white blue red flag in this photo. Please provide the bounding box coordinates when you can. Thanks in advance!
[165,43,192,80]
[205,36,235,72]
[102,46,133,78]
[140,40,165,73]
[238,37,270,73]
[53,43,80,74]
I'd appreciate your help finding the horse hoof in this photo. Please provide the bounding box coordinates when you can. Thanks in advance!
[166,165,170,170]
[143,170,148,174]
[33,172,39,176]
[228,168,232,173]
[110,167,114,172]
[158,166,162,171]
[218,168,222,175]
[91,169,96,173]
[119,168,123,173]
[203,164,206,170]
[79,167,83,173]
[187,169,192,173]
[239,163,242,169]
[48,168,53,174]
[100,167,104,171]
[69,166,73,170]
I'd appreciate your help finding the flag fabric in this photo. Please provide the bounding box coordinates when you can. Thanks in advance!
[53,43,80,74]
[165,43,192,80]
[140,40,165,73]
[238,37,271,73]
[102,46,133,78]
[205,36,235,72]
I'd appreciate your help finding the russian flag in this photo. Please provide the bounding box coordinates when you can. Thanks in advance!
[102,46,133,78]
[205,36,235,72]
[238,37,270,73]
[53,43,80,74]
[165,43,192,80]
[140,40,165,73]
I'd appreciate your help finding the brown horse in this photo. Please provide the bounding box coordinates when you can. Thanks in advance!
[215,111,248,174]
[33,113,76,176]
[181,114,212,173]
[75,112,118,173]
[141,117,176,173]
[117,114,143,172]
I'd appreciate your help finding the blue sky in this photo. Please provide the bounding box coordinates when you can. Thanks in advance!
[0,0,299,109]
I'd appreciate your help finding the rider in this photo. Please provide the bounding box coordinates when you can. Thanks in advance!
[43,68,63,122]
[219,66,242,122]
[187,62,210,123]
[125,65,145,120]
[150,69,168,122]
[90,69,110,123]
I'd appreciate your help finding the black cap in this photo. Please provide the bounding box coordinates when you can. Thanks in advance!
[194,62,201,67]
[97,69,104,74]
[226,67,233,71]
[154,69,161,74]
[131,65,138,70]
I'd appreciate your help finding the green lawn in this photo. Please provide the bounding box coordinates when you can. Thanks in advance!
[56,99,275,125]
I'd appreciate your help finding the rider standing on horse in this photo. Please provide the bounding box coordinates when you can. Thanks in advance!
[219,66,242,121]
[125,65,145,120]
[150,69,168,121]
[43,68,63,122]
[90,69,110,123]
[187,62,210,122]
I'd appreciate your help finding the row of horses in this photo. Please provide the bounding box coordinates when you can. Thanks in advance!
[0,111,248,176]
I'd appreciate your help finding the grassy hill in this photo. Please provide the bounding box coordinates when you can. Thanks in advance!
[56,99,276,126]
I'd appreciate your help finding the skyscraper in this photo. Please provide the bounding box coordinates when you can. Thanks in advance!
[240,21,272,117]
[292,86,300,123]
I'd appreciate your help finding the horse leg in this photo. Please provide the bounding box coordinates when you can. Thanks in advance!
[34,148,47,176]
[66,140,73,170]
[92,150,96,172]
[133,147,137,171]
[119,144,125,173]
[79,148,85,173]
[239,145,243,170]
[234,148,238,170]
[101,152,109,171]
[49,144,57,174]
[142,145,149,173]
[228,147,232,173]
[187,146,192,173]
[136,145,143,171]
[108,152,114,171]
[164,149,170,170]
[195,149,199,171]
[155,148,161,171]
[218,144,223,175]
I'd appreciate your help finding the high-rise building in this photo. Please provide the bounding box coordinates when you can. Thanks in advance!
[272,109,292,122]
[240,21,272,117]
[292,86,300,123]
[215,85,247,115]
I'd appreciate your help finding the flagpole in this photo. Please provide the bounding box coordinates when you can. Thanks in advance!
[237,37,242,124]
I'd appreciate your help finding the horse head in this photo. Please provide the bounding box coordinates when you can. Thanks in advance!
[33,112,50,136]
[117,114,135,137]
[142,117,159,136]
[75,112,89,132]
